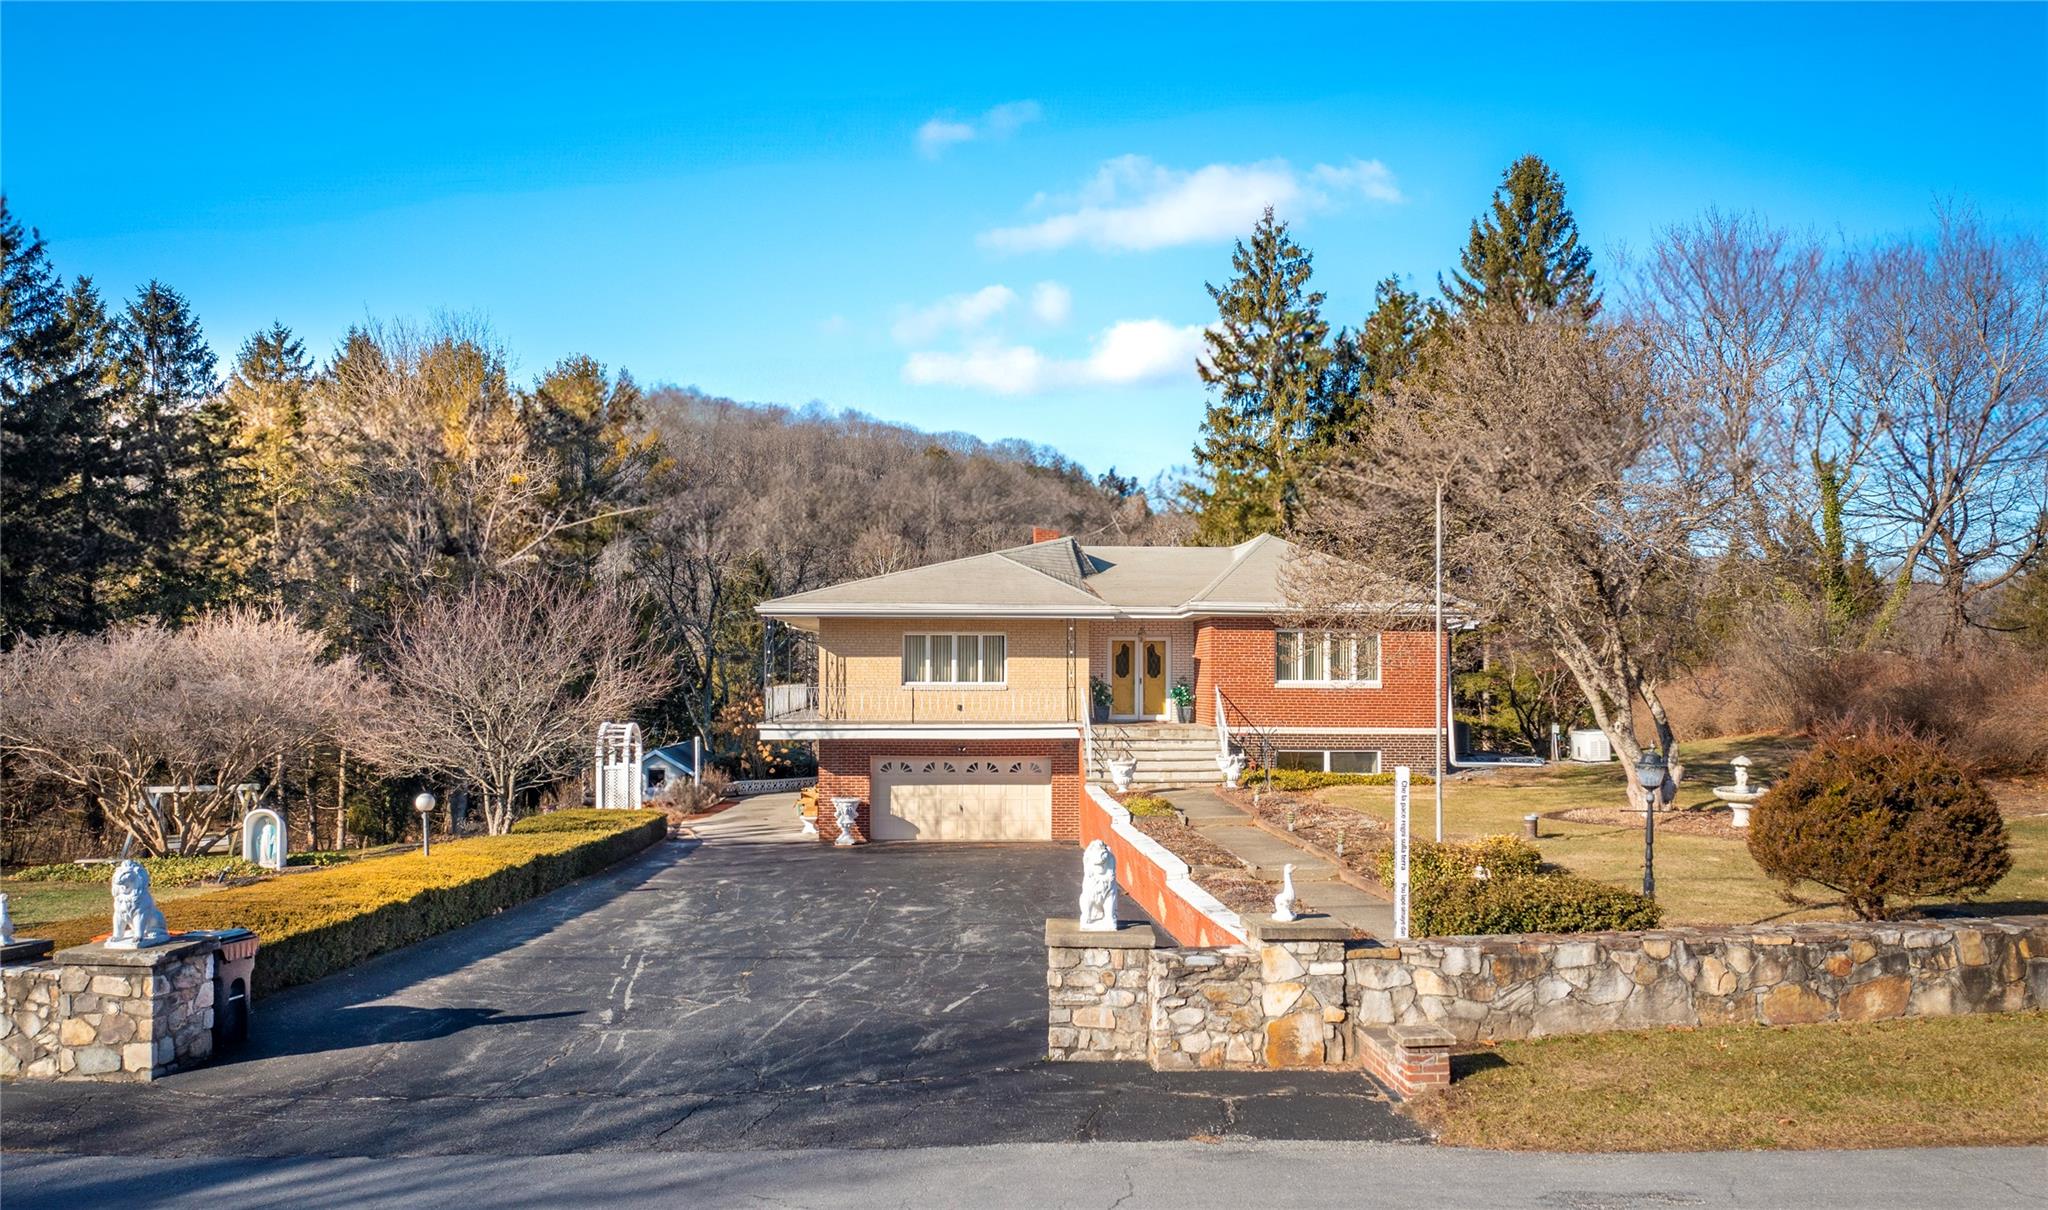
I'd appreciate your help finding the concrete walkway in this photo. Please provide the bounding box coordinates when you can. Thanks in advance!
[1164,788,1394,939]
[677,790,809,843]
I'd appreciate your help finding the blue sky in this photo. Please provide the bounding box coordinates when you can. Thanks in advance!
[6,3,2045,480]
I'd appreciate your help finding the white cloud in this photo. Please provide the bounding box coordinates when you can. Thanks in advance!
[902,317,1208,395]
[1029,281,1072,325]
[916,99,1043,158]
[891,284,1016,345]
[981,154,1403,253]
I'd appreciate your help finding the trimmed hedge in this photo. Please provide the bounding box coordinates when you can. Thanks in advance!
[508,808,654,834]
[1122,795,1177,818]
[7,855,263,887]
[1238,768,1436,791]
[35,810,666,996]
[1373,834,1661,935]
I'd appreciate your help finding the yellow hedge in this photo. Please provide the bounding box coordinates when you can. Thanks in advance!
[36,810,666,996]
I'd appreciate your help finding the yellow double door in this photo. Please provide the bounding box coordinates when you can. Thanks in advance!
[1109,638,1168,720]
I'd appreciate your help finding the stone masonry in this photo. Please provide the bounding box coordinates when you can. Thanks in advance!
[2,931,250,1082]
[1047,917,1351,1070]
[1347,916,2048,1042]
[1049,914,2048,1076]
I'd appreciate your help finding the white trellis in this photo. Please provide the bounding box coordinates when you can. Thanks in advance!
[594,722,644,810]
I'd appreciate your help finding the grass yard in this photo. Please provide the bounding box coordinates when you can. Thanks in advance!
[1,879,216,929]
[1410,1012,2048,1151]
[1319,732,2048,925]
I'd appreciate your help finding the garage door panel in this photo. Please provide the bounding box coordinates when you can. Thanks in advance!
[871,756,1053,842]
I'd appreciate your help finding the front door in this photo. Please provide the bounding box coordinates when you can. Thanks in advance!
[1110,638,1169,720]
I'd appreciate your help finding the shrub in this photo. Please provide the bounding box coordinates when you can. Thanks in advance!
[650,768,732,816]
[285,851,353,868]
[8,855,263,887]
[1122,795,1176,818]
[1373,835,1543,889]
[1747,731,2011,920]
[36,810,666,995]
[1369,835,1658,935]
[1413,871,1664,935]
[1238,768,1435,791]
[508,808,647,834]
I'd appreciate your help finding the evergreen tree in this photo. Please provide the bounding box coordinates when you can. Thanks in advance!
[1442,155,1599,322]
[111,280,242,619]
[1,202,130,636]
[1187,207,1331,543]
[525,354,659,571]
[222,322,316,605]
[1325,276,1440,437]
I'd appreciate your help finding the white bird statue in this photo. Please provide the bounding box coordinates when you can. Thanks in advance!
[1271,863,1299,922]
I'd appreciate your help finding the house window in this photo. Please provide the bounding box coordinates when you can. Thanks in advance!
[902,633,1007,685]
[1274,630,1381,685]
[1275,749,1382,774]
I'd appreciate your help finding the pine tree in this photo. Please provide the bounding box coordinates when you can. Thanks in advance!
[222,322,315,605]
[525,354,659,573]
[1,202,131,635]
[1187,207,1331,543]
[1442,155,1599,322]
[111,280,241,620]
[1325,276,1441,436]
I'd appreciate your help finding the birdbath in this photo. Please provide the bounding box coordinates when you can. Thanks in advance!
[1710,755,1768,828]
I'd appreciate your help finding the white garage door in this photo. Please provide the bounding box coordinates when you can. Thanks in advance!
[870,756,1053,841]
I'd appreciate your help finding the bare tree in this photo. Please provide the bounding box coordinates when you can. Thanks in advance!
[1842,210,2048,644]
[1296,315,1725,805]
[366,581,675,835]
[0,612,377,855]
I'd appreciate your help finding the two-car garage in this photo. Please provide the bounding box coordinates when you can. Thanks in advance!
[867,756,1054,841]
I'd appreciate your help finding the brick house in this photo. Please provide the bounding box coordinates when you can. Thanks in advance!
[757,533,1457,844]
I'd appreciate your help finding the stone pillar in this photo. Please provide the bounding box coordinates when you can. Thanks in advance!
[1246,918,1351,1068]
[1045,918,1155,1061]
[2,930,254,1082]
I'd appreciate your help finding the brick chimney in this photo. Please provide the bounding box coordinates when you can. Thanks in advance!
[1031,526,1063,544]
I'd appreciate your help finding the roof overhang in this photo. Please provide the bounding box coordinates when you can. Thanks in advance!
[759,721,1084,742]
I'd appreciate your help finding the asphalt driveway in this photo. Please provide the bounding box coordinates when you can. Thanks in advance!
[1,798,1416,1156]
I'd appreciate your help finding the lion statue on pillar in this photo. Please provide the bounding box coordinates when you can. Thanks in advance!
[107,859,170,950]
[1077,839,1119,932]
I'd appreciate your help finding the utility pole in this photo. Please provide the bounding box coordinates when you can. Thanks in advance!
[1434,482,1445,843]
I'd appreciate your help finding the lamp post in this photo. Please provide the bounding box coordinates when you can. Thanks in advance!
[1632,749,1667,900]
[414,791,437,857]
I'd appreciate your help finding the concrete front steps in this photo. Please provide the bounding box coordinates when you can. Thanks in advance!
[1088,722,1228,788]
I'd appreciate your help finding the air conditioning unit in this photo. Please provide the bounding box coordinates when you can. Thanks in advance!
[1568,729,1612,763]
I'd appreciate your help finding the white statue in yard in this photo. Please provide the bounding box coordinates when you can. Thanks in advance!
[1077,840,1120,932]
[242,807,286,870]
[1271,863,1299,922]
[107,860,170,950]
[0,892,15,945]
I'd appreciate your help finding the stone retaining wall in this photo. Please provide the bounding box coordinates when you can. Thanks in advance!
[2,932,250,1082]
[1349,916,2048,1041]
[1046,917,1350,1069]
[1048,914,2048,1078]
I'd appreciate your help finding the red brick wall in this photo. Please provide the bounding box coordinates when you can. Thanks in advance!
[1193,617,1445,728]
[814,738,1082,843]
[1079,791,1240,947]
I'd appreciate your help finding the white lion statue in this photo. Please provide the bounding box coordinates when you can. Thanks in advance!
[1077,839,1119,932]
[107,859,170,950]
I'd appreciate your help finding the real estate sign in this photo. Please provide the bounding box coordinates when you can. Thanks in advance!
[1393,765,1411,940]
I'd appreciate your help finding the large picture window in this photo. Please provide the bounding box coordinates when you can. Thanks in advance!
[901,633,1007,685]
[1274,630,1381,685]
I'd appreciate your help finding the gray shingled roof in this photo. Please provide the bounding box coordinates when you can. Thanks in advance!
[757,533,1361,619]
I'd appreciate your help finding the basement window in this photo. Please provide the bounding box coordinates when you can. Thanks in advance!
[1275,749,1382,774]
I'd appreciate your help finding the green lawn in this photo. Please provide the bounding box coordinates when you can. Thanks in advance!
[2,879,216,930]
[1320,733,2048,925]
[1411,1012,2048,1151]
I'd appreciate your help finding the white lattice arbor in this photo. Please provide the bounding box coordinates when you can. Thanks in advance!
[594,722,644,810]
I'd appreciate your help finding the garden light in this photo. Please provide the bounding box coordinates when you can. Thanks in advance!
[414,791,437,856]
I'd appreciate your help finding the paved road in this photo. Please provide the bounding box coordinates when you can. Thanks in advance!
[2,797,1413,1157]
[7,1143,2045,1209]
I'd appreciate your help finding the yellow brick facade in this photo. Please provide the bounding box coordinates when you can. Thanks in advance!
[816,618,1089,722]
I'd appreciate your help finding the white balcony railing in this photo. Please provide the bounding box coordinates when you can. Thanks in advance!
[765,684,1082,725]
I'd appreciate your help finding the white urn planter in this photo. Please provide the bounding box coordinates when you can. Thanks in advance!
[1107,760,1137,792]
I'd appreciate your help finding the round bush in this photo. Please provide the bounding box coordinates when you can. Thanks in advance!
[1747,731,2011,920]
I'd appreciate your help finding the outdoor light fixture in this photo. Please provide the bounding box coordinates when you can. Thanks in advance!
[414,791,437,857]
[1632,750,1668,900]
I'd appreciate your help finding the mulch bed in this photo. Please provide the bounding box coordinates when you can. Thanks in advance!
[1553,805,1746,840]
[1195,874,1281,916]
[1227,790,1389,881]
[1131,816,1249,872]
